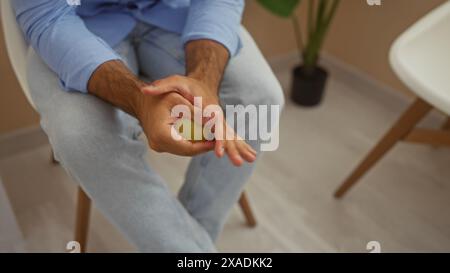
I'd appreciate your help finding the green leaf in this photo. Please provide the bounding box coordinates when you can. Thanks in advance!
[257,0,301,17]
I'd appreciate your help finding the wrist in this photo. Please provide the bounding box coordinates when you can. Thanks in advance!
[134,91,158,123]
[185,39,229,96]
[186,73,218,96]
[88,60,146,118]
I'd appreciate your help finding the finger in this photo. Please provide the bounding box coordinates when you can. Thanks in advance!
[215,140,225,158]
[243,142,257,156]
[142,78,195,104]
[231,129,257,157]
[163,135,215,156]
[225,141,243,167]
[168,116,179,124]
[169,94,196,119]
[167,94,206,139]
[236,141,257,163]
[163,124,214,156]
[142,77,188,95]
[174,140,215,156]
[214,121,225,158]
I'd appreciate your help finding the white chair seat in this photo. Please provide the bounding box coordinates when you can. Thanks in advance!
[390,1,450,116]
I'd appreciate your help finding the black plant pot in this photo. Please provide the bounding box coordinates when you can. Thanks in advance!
[291,65,329,107]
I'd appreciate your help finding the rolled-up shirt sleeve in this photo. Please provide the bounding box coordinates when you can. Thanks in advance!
[181,0,244,57]
[12,0,121,93]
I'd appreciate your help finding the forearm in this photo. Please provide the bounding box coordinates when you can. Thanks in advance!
[185,40,230,93]
[88,60,145,117]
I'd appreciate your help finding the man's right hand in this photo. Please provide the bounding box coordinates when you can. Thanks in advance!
[136,92,215,156]
[88,60,214,156]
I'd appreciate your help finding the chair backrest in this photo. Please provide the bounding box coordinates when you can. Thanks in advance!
[390,1,450,115]
[1,0,34,109]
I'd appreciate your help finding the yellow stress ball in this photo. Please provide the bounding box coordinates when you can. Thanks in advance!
[174,118,206,142]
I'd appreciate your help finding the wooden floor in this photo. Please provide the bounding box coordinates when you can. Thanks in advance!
[1,62,450,252]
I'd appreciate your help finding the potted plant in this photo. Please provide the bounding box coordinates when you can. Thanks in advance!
[257,0,341,106]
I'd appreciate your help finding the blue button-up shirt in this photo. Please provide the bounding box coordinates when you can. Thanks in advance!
[13,0,244,92]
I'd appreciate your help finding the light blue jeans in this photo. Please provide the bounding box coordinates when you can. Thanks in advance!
[26,24,284,252]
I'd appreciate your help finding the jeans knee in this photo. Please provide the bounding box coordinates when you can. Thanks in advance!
[239,77,285,111]
[262,78,285,110]
[42,109,110,166]
[246,80,283,151]
[46,122,89,164]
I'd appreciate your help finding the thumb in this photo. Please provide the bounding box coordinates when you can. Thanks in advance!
[141,78,195,104]
[141,83,173,96]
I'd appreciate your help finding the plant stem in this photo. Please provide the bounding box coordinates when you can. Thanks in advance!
[303,0,340,74]
[325,0,340,27]
[304,0,325,73]
[307,0,314,41]
[291,14,304,62]
[309,0,340,68]
[316,0,326,30]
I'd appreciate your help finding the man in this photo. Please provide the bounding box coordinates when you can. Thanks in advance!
[13,0,284,252]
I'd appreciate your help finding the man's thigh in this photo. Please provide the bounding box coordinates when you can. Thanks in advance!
[26,41,143,163]
[26,46,217,252]
[136,26,186,81]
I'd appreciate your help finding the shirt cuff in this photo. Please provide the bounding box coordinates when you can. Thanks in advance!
[181,31,242,57]
[181,0,244,57]
[59,37,121,93]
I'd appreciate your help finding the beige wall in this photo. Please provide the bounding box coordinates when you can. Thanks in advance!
[243,0,445,95]
[0,0,446,134]
[321,0,445,95]
[0,20,39,134]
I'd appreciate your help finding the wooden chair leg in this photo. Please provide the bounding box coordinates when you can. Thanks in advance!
[431,117,450,148]
[334,98,432,199]
[239,192,257,227]
[50,149,58,164]
[74,187,91,253]
[442,117,450,130]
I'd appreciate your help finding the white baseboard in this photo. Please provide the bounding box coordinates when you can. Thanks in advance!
[268,50,446,124]
[268,50,412,105]
[0,125,48,160]
[0,176,25,252]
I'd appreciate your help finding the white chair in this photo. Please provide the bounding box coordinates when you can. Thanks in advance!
[334,1,450,198]
[1,0,256,252]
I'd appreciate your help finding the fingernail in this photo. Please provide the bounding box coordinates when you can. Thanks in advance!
[216,146,224,157]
